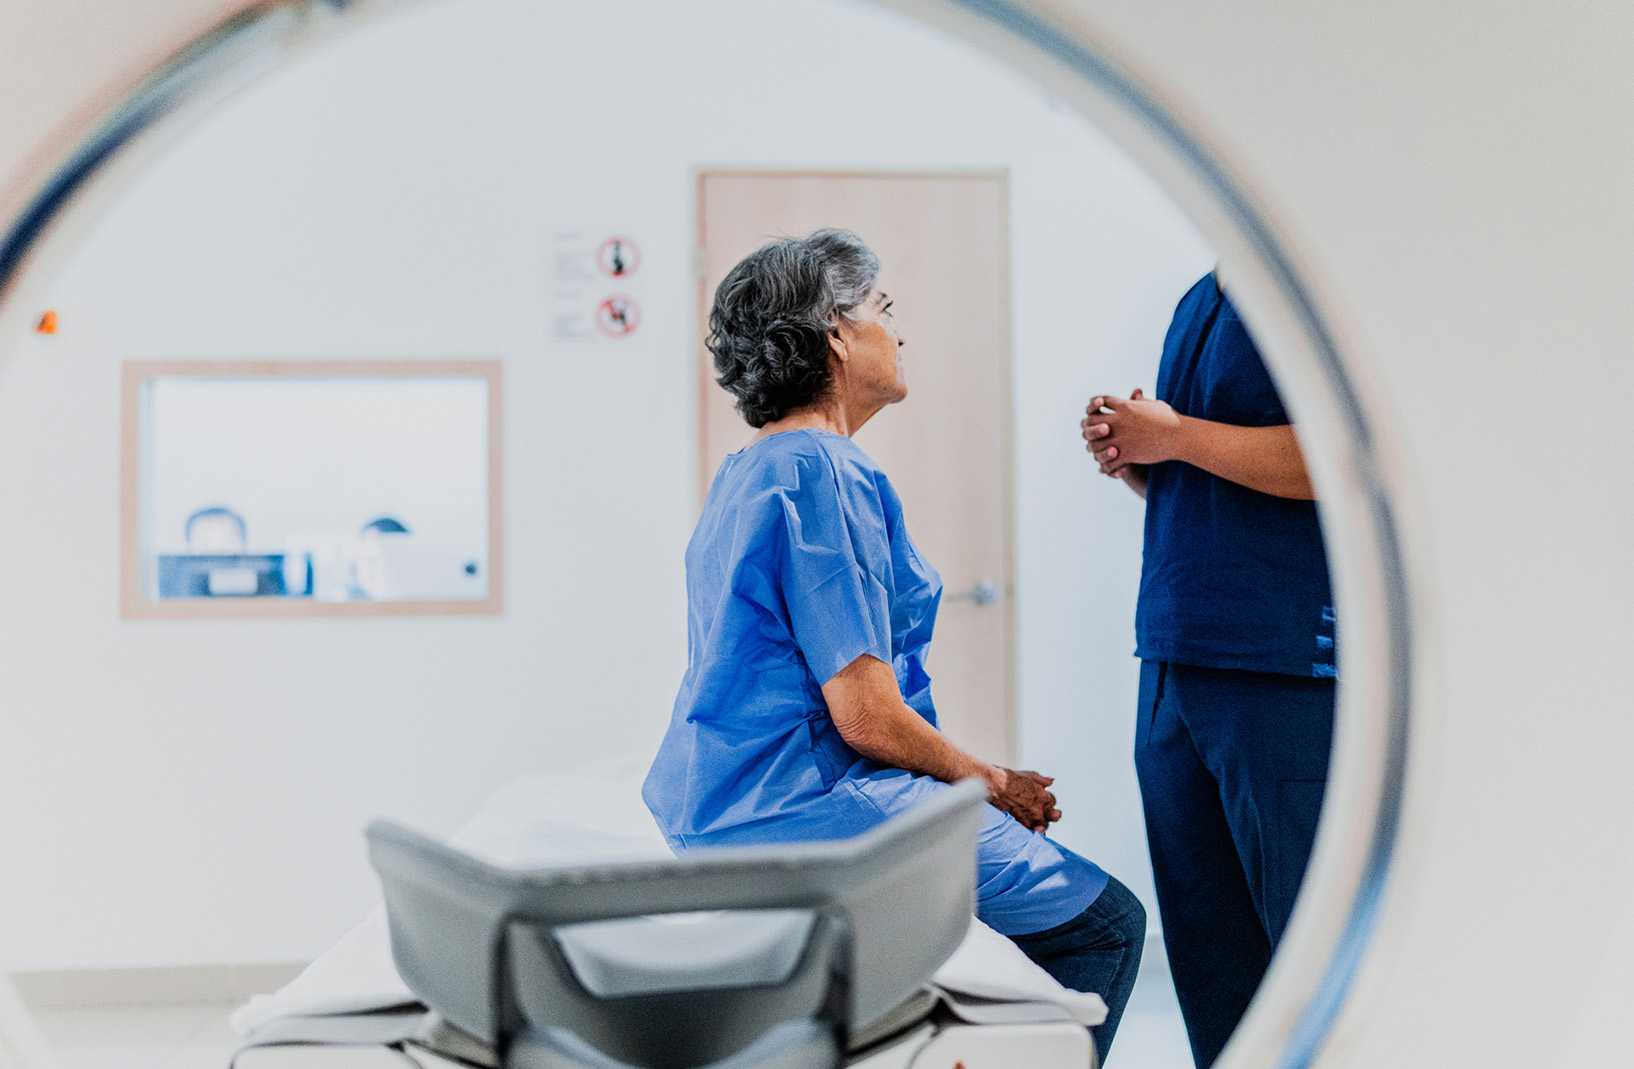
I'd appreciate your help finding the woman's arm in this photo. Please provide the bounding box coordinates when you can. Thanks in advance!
[821,653,1061,831]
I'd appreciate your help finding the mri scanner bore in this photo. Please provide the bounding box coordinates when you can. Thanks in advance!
[0,1,1431,1068]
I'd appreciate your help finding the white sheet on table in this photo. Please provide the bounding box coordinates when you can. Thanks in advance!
[231,751,1106,1035]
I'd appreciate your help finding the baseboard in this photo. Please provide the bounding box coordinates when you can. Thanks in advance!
[10,962,307,1009]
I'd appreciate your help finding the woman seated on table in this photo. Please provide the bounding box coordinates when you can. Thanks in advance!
[642,229,1144,1061]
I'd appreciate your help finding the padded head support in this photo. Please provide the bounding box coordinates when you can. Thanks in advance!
[366,779,984,1069]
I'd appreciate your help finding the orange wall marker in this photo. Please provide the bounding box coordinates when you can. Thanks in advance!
[35,310,57,334]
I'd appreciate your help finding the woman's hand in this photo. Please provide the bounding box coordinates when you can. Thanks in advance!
[984,766,1062,833]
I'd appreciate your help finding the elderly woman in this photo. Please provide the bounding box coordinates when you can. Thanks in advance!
[643,229,1144,1060]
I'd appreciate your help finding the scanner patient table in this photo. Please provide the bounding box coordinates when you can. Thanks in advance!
[230,755,1104,1069]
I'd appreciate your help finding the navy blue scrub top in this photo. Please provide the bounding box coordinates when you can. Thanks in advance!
[1135,273,1337,678]
[644,429,1107,936]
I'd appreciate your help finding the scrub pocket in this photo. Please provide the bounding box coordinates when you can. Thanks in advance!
[846,766,941,821]
[804,715,855,790]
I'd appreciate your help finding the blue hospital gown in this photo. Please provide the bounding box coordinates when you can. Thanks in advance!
[642,429,1107,936]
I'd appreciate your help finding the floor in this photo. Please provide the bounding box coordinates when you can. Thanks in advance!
[31,1000,246,1069]
[1114,962,1195,1068]
[27,967,1193,1069]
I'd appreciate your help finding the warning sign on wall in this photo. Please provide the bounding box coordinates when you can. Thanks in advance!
[595,295,641,338]
[597,236,641,279]
[551,230,646,342]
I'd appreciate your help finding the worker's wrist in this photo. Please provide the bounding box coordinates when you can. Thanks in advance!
[1166,414,1199,466]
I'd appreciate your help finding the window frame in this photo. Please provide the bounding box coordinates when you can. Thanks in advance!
[118,358,504,619]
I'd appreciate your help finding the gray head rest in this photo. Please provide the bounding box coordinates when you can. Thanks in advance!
[366,779,984,1067]
[552,909,817,997]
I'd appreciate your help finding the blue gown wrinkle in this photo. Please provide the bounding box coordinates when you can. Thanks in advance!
[643,428,1107,935]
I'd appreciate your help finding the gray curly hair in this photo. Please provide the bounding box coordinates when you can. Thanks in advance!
[706,228,880,428]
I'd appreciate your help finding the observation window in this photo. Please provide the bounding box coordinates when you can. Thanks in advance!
[120,360,501,617]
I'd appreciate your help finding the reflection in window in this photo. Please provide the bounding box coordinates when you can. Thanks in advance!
[125,362,500,616]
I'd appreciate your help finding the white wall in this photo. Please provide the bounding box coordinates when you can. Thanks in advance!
[145,376,489,564]
[0,0,1208,970]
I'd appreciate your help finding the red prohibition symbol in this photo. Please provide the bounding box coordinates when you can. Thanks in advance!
[596,295,641,338]
[597,236,640,278]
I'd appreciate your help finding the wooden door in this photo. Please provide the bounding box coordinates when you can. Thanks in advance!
[696,171,1015,765]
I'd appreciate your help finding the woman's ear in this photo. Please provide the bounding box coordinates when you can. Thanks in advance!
[827,324,849,364]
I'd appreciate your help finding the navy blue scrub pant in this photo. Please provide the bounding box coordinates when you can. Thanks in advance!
[1135,660,1336,1069]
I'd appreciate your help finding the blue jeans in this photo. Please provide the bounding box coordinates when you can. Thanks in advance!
[1007,875,1146,1064]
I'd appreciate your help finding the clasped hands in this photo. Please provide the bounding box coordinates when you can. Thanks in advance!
[984,765,1062,833]
[1079,388,1181,478]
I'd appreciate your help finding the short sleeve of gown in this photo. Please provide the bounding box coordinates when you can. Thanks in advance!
[774,452,894,685]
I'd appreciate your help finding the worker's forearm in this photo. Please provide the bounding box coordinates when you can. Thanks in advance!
[1171,418,1315,500]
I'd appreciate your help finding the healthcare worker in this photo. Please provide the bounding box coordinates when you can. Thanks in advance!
[645,229,1145,1062]
[1082,268,1336,1068]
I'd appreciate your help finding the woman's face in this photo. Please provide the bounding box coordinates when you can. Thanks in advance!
[835,288,907,405]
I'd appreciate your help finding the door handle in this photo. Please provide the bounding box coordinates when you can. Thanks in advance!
[945,578,1000,607]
